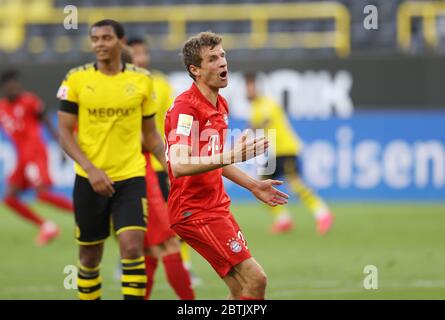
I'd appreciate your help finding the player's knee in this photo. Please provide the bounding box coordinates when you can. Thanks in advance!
[245,270,267,293]
[79,251,101,269]
[164,237,181,253]
[121,243,144,259]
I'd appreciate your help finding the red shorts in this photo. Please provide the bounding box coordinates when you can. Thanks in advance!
[143,157,176,247]
[172,213,251,277]
[8,154,52,190]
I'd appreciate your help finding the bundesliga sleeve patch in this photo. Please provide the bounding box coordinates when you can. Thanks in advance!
[176,114,193,136]
[57,85,69,100]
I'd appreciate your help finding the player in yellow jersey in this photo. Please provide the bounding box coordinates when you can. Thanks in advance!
[57,20,167,300]
[126,38,195,299]
[245,73,334,235]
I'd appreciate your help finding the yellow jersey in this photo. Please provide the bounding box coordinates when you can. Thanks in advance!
[149,71,174,172]
[250,96,301,156]
[57,62,157,181]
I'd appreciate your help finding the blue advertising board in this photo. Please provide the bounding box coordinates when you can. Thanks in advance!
[0,111,444,201]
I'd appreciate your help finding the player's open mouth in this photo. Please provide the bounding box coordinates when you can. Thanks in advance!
[219,71,228,80]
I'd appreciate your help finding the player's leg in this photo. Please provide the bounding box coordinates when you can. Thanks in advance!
[78,243,104,300]
[172,214,252,299]
[159,237,195,300]
[113,177,148,300]
[36,185,73,212]
[3,184,43,226]
[222,270,243,299]
[156,169,202,286]
[143,245,159,300]
[74,175,110,300]
[117,230,147,300]
[284,156,333,235]
[3,172,59,245]
[227,257,267,300]
[30,154,73,212]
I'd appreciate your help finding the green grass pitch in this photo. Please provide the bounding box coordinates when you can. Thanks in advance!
[0,202,444,300]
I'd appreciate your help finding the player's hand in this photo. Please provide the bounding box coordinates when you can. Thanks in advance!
[86,166,115,197]
[231,130,269,164]
[251,179,289,207]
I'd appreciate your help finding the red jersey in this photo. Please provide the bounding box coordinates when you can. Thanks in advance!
[165,83,231,225]
[0,92,46,159]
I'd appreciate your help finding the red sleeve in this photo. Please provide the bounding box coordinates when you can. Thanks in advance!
[27,93,44,116]
[165,98,200,149]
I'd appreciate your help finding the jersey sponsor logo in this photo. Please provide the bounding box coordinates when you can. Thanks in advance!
[87,107,136,118]
[226,237,242,253]
[57,85,69,100]
[176,114,193,136]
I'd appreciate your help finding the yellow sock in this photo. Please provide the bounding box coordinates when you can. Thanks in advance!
[180,240,192,270]
[121,256,146,300]
[77,262,101,300]
[287,175,327,215]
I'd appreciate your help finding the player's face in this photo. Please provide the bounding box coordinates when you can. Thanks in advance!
[2,79,22,100]
[90,26,124,63]
[130,43,150,69]
[198,44,228,89]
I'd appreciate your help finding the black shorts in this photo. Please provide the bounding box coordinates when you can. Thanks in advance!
[155,171,169,202]
[73,175,147,245]
[262,155,301,180]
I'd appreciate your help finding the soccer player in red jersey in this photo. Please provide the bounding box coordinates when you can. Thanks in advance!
[0,70,73,246]
[125,40,195,300]
[164,32,289,300]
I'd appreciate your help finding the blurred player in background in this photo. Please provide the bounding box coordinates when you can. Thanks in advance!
[57,20,166,300]
[245,73,334,235]
[166,32,289,300]
[0,70,73,246]
[126,39,195,299]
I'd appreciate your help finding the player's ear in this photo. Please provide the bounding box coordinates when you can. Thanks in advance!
[189,65,200,79]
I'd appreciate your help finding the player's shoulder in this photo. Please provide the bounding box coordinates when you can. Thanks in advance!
[125,63,152,78]
[65,62,95,79]
[165,90,198,119]
[20,91,40,102]
[152,70,173,88]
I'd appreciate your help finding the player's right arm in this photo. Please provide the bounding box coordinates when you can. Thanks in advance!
[169,130,268,178]
[57,71,115,197]
[58,112,115,197]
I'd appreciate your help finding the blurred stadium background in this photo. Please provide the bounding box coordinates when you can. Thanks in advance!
[0,0,444,300]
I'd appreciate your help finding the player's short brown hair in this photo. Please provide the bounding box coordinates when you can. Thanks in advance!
[182,31,222,80]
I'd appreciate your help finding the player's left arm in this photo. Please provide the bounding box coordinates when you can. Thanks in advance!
[222,165,288,207]
[142,116,167,172]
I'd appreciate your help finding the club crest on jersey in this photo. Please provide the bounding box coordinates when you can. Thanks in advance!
[125,83,136,95]
[226,237,242,253]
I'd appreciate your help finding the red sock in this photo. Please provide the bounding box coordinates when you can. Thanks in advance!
[144,256,158,300]
[240,296,265,300]
[163,253,195,300]
[37,192,73,212]
[4,196,44,226]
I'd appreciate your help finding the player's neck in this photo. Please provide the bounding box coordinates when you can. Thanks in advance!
[96,59,123,76]
[195,82,219,107]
